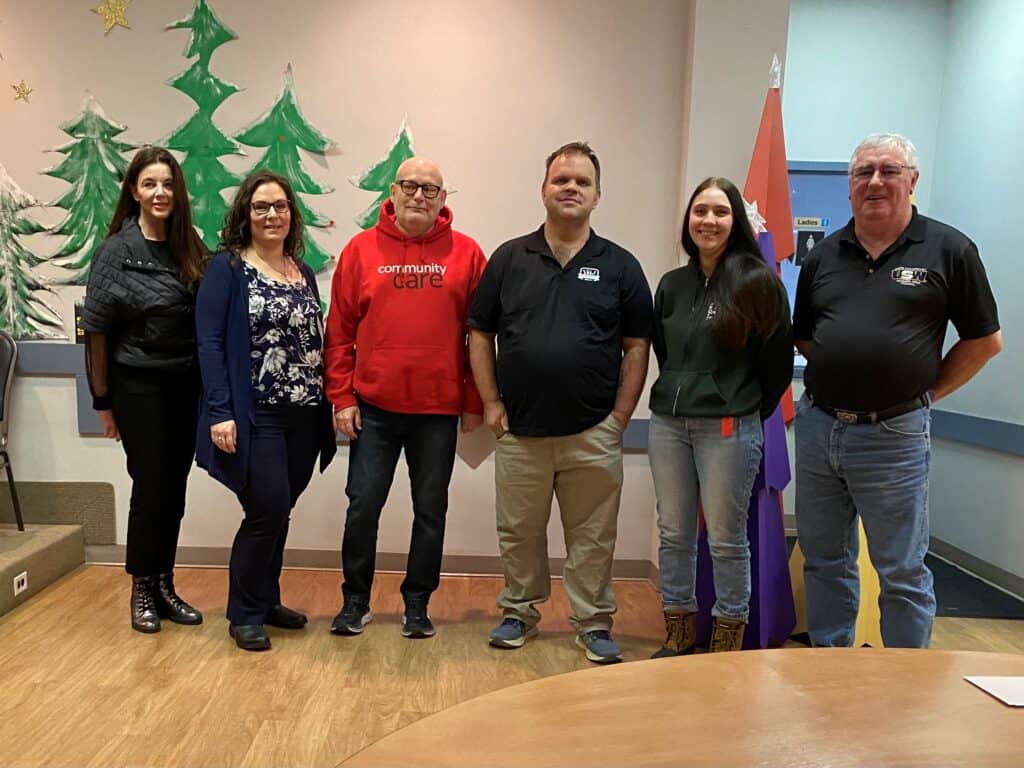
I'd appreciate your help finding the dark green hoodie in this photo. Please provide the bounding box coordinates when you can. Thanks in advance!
[649,254,793,420]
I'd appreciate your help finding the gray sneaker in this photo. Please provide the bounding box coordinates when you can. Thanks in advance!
[488,617,537,649]
[576,630,622,664]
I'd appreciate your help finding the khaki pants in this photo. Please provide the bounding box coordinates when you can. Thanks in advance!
[494,413,624,633]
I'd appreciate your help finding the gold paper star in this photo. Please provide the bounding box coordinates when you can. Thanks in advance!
[12,80,32,102]
[92,0,131,35]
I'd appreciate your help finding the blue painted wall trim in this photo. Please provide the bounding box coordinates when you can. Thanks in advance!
[17,342,103,434]
[15,342,1024,456]
[788,160,849,174]
[17,341,85,375]
[931,410,1024,457]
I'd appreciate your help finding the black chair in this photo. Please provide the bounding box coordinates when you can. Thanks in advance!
[0,331,24,531]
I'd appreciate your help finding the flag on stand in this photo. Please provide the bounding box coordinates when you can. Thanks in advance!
[743,54,794,266]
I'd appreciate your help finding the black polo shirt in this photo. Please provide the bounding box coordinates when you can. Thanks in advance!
[468,226,654,437]
[793,208,999,412]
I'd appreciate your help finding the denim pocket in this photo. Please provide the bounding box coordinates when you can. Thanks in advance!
[880,408,930,437]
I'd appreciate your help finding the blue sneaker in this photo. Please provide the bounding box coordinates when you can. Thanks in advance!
[576,630,622,664]
[488,617,537,649]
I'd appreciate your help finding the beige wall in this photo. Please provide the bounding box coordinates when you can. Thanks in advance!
[5,0,791,566]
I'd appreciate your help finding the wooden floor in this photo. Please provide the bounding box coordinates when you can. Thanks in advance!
[0,565,1021,768]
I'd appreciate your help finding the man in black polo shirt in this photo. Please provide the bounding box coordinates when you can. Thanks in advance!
[793,133,1002,649]
[468,141,653,664]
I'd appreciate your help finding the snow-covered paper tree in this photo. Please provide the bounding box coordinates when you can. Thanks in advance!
[0,165,64,339]
[165,0,242,249]
[45,95,133,285]
[235,65,337,272]
[350,118,414,230]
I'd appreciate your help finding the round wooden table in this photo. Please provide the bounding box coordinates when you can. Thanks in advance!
[339,648,1024,767]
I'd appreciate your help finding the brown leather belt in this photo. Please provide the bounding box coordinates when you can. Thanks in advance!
[814,395,930,425]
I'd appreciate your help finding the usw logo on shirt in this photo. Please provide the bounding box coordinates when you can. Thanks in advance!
[891,267,929,286]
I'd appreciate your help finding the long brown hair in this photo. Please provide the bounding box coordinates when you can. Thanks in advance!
[219,170,306,262]
[682,177,787,348]
[108,146,207,283]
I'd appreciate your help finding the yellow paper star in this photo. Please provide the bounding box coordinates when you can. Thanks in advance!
[92,0,131,35]
[12,80,32,102]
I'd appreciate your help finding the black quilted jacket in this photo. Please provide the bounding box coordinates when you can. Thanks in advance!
[82,217,198,371]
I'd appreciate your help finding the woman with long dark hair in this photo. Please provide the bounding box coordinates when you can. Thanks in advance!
[647,177,793,656]
[195,170,336,651]
[82,146,208,633]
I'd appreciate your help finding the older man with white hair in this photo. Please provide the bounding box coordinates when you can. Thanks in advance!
[792,133,1002,648]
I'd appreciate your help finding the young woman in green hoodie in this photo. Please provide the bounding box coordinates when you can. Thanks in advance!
[648,177,793,656]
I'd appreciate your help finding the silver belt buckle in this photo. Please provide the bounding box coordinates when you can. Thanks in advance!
[835,410,859,424]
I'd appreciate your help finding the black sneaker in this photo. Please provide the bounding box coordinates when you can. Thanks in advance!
[401,599,435,638]
[330,599,372,635]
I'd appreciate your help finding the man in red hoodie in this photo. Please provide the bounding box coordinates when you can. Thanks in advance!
[324,157,487,639]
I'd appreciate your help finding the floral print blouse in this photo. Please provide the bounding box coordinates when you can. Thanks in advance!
[244,262,324,406]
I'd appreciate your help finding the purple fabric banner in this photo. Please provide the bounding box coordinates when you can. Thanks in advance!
[762,406,791,492]
[756,230,791,492]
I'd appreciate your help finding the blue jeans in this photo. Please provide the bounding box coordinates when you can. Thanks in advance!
[794,393,935,648]
[648,412,763,621]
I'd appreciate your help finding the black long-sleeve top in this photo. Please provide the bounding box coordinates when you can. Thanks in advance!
[650,252,793,420]
[82,217,197,409]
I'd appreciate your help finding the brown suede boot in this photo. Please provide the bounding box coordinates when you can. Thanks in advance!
[709,616,746,652]
[651,610,697,659]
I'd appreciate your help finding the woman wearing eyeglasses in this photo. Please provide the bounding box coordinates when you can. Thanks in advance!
[196,169,336,651]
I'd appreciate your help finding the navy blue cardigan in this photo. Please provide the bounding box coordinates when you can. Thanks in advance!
[195,252,336,493]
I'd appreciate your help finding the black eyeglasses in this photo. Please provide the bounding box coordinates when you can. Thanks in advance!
[251,200,291,216]
[395,180,442,199]
[850,163,916,182]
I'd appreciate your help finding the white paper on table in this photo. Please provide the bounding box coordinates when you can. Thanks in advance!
[964,676,1024,706]
[456,426,497,469]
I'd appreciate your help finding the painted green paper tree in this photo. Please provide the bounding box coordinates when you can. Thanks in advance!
[351,118,414,230]
[45,95,133,285]
[235,65,337,272]
[0,165,64,339]
[165,0,242,249]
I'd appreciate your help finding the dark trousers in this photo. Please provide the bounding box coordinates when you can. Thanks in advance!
[111,364,199,577]
[342,402,458,603]
[228,405,320,625]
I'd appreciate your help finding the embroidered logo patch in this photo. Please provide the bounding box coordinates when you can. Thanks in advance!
[891,267,929,286]
[578,267,601,282]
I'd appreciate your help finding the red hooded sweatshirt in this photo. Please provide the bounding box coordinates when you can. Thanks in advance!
[324,201,487,415]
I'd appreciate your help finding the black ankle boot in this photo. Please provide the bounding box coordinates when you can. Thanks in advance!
[131,576,160,634]
[154,572,203,625]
